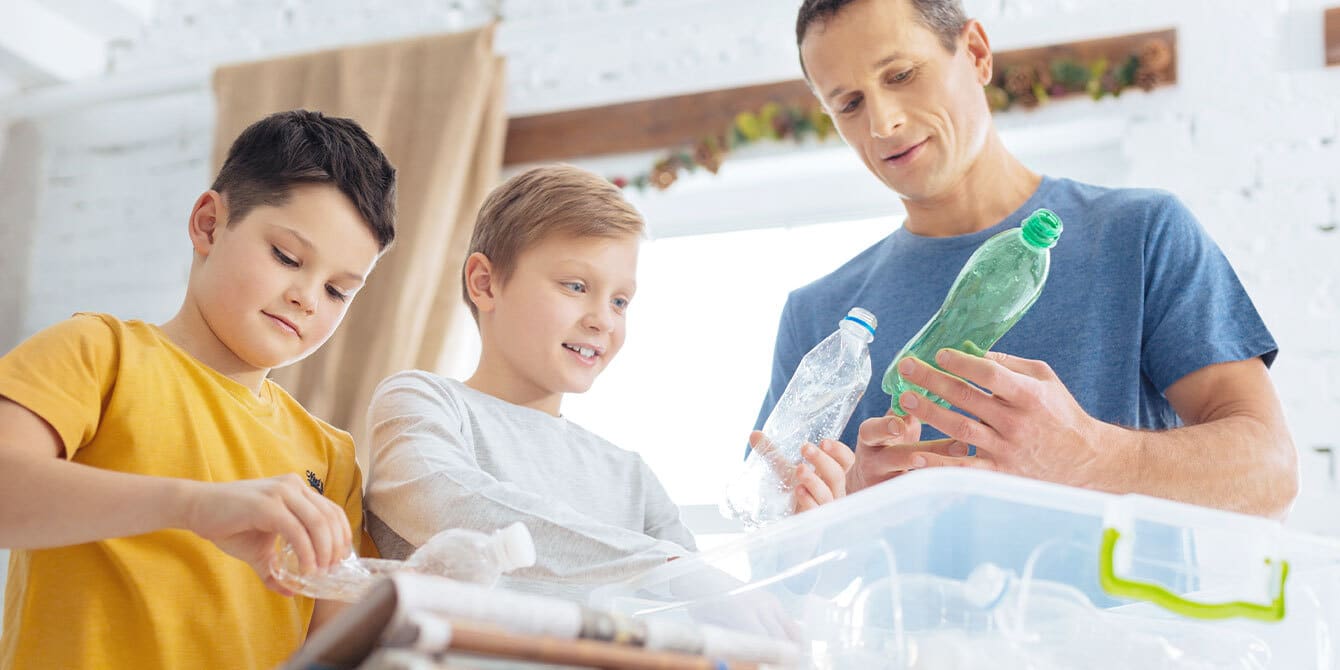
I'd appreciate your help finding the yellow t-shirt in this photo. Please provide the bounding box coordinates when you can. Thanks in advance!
[0,313,363,670]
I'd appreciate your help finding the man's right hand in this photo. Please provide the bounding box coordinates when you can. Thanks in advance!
[847,412,974,493]
[179,474,352,596]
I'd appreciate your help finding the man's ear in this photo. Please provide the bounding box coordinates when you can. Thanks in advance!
[188,190,227,257]
[962,19,993,85]
[463,252,499,314]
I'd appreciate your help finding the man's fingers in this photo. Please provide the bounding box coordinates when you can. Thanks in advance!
[900,391,1001,454]
[910,451,995,470]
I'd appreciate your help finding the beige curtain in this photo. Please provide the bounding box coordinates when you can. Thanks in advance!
[212,26,506,466]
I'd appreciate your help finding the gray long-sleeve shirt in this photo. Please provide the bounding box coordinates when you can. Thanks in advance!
[365,371,696,600]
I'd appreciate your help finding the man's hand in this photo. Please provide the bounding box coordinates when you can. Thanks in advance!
[847,412,973,492]
[180,474,354,596]
[892,348,1116,489]
[746,432,854,513]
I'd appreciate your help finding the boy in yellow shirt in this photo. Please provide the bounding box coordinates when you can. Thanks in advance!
[0,109,396,669]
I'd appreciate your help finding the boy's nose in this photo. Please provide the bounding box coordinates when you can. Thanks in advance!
[286,285,317,315]
[581,307,615,332]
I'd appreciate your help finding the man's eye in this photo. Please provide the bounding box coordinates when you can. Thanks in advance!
[840,97,862,114]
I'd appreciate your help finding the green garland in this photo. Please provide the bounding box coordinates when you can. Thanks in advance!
[611,38,1172,192]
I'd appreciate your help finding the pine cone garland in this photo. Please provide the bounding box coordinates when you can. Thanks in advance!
[693,138,725,174]
[650,160,678,190]
[1137,38,1173,74]
[1133,68,1160,92]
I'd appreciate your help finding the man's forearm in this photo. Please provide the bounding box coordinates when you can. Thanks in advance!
[1096,414,1297,518]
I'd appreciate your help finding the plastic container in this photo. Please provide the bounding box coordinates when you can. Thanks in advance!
[882,208,1062,416]
[722,307,877,529]
[593,469,1340,669]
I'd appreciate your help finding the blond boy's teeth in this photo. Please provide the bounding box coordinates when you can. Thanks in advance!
[564,344,596,358]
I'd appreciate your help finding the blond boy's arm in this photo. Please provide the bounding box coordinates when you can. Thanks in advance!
[0,397,352,592]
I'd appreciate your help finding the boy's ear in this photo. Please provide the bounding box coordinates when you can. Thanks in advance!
[463,252,498,313]
[188,190,227,256]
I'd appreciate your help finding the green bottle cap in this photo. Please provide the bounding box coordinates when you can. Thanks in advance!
[1021,208,1063,249]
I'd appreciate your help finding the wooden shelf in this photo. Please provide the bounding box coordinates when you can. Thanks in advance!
[503,28,1177,166]
[1327,7,1340,66]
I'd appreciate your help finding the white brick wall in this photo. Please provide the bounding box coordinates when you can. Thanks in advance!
[1,0,1337,535]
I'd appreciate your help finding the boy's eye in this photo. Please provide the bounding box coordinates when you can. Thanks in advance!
[326,285,349,302]
[612,297,630,311]
[562,281,586,293]
[272,247,299,267]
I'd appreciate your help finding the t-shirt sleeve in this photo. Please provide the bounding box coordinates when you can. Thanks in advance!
[638,458,698,552]
[0,314,118,460]
[1140,195,1278,392]
[365,373,687,587]
[321,433,365,555]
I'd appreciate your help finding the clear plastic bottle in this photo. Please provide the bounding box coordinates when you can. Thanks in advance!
[403,522,537,587]
[270,522,536,601]
[882,208,1063,415]
[722,307,877,529]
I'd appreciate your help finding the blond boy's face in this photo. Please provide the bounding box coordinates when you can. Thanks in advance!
[192,183,381,370]
[487,233,639,398]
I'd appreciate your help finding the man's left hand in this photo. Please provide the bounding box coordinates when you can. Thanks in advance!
[894,348,1119,489]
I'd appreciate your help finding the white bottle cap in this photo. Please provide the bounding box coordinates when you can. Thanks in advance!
[844,307,877,334]
[492,522,537,572]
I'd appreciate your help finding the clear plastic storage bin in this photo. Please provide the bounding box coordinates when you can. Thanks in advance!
[590,469,1340,669]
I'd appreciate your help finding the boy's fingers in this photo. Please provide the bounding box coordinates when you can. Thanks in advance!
[822,439,855,471]
[802,443,846,497]
[272,511,317,576]
[284,487,336,571]
[796,467,834,506]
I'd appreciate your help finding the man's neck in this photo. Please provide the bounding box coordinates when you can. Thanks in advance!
[901,132,1041,237]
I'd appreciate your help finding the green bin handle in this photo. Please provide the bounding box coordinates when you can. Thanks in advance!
[1098,527,1288,622]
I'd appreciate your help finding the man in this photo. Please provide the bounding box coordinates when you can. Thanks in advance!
[756,0,1296,521]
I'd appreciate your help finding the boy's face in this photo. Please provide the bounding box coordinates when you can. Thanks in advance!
[801,0,993,202]
[487,233,639,397]
[191,183,381,370]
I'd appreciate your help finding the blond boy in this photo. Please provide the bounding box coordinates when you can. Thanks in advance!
[364,165,849,600]
[0,110,396,669]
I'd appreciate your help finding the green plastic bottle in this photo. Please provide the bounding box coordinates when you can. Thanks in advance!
[883,208,1063,416]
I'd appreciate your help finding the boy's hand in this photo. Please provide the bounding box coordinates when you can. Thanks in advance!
[179,474,352,595]
[847,412,973,493]
[745,432,854,515]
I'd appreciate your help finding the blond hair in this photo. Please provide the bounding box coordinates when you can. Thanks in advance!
[462,164,646,319]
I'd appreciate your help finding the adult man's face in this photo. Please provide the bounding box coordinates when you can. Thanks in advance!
[801,0,995,202]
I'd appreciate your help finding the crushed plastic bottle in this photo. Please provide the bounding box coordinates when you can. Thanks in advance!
[270,521,536,601]
[721,307,876,529]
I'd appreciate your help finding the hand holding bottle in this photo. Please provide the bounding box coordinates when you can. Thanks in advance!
[890,348,1113,490]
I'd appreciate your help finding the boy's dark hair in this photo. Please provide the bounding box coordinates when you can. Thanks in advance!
[211,110,397,250]
[796,0,968,76]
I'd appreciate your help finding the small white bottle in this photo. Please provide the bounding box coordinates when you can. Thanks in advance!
[404,522,537,587]
[270,522,536,600]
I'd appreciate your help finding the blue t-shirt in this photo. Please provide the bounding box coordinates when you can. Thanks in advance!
[755,175,1277,448]
[753,176,1278,596]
